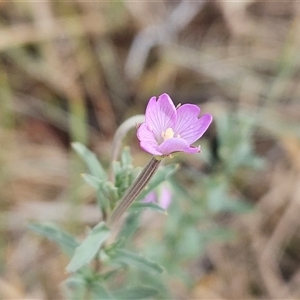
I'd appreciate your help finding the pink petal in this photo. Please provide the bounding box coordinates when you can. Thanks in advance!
[140,142,162,156]
[137,123,162,155]
[137,123,157,144]
[159,186,172,209]
[145,94,177,143]
[143,191,157,203]
[174,104,212,144]
[158,138,200,155]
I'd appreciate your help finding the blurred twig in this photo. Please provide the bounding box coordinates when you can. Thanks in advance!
[125,0,206,79]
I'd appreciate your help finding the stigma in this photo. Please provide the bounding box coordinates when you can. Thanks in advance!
[162,128,174,141]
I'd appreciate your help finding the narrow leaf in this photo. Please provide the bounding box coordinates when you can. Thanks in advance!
[91,282,114,299]
[72,142,106,180]
[130,202,166,214]
[63,275,86,300]
[66,222,110,273]
[28,222,78,256]
[116,213,141,245]
[120,147,132,166]
[82,173,101,189]
[113,249,164,274]
[82,173,118,214]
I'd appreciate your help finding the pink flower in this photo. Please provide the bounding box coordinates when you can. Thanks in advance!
[137,93,213,156]
[143,185,172,210]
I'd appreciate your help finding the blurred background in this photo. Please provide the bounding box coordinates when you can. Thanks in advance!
[1,1,300,299]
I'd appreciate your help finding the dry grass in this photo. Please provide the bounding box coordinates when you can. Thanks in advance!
[0,1,300,299]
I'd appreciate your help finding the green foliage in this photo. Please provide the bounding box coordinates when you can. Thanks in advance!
[63,275,87,300]
[29,145,174,299]
[28,222,78,256]
[113,147,140,198]
[89,281,114,299]
[29,117,263,299]
[113,286,159,299]
[72,142,107,180]
[115,213,141,247]
[136,164,178,201]
[108,248,164,274]
[215,113,263,174]
[130,201,166,213]
[117,163,178,246]
[141,112,262,290]
[63,272,114,300]
[82,173,118,216]
[66,222,110,273]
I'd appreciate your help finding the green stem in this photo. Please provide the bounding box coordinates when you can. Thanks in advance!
[108,157,161,226]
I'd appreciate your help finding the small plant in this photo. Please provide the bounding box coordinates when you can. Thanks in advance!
[29,93,212,299]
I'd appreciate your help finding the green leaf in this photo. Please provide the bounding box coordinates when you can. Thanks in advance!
[90,282,114,299]
[114,164,138,197]
[82,174,118,200]
[101,269,120,281]
[113,148,141,198]
[113,286,159,299]
[116,213,141,245]
[63,275,86,300]
[130,202,166,214]
[120,147,132,166]
[82,173,102,189]
[112,249,164,274]
[137,164,178,201]
[66,222,110,273]
[72,142,106,180]
[82,173,118,213]
[28,222,78,256]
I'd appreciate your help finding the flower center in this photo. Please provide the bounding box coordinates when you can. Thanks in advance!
[162,128,174,141]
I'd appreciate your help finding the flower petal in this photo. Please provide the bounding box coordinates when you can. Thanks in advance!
[143,191,157,204]
[159,186,172,209]
[145,94,177,143]
[137,123,162,155]
[140,142,162,156]
[137,123,157,144]
[174,104,212,144]
[158,138,200,155]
